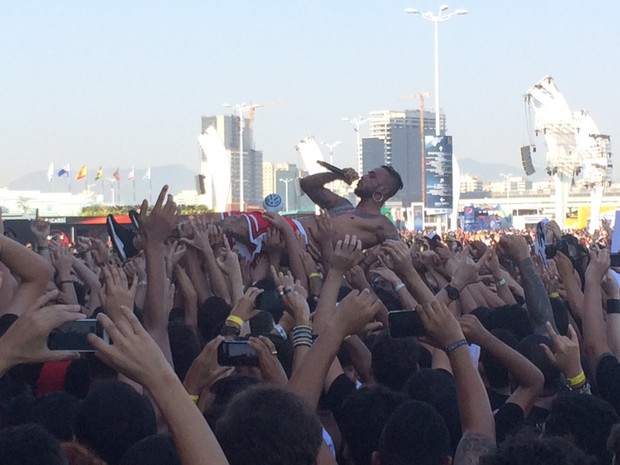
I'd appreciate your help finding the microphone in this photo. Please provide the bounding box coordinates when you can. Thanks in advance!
[316,160,346,178]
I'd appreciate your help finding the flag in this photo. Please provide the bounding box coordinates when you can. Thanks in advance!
[94,167,103,180]
[47,163,54,182]
[143,167,151,181]
[58,164,70,178]
[76,165,87,180]
[113,168,120,182]
[127,167,135,181]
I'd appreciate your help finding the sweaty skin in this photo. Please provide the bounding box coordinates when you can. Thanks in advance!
[212,167,400,250]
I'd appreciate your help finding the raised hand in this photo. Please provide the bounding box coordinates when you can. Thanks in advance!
[30,219,50,245]
[216,235,241,276]
[418,300,466,349]
[346,264,372,291]
[0,303,84,373]
[540,322,583,380]
[100,264,138,319]
[330,234,363,272]
[183,336,232,396]
[230,287,263,322]
[342,168,359,185]
[248,336,288,385]
[498,235,530,262]
[139,185,178,245]
[381,239,416,278]
[88,305,174,388]
[450,248,484,291]
[458,314,491,346]
[586,248,610,282]
[330,288,382,338]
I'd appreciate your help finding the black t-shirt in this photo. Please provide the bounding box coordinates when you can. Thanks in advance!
[596,353,620,414]
[494,402,524,444]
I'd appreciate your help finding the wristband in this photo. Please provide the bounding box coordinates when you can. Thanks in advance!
[138,279,148,286]
[226,315,244,327]
[445,339,468,355]
[495,278,506,287]
[393,283,406,292]
[308,272,322,280]
[549,292,560,299]
[274,324,288,340]
[189,394,199,404]
[566,371,586,387]
[58,280,74,286]
[607,299,620,315]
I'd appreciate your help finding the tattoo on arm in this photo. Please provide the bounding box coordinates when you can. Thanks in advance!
[453,433,496,465]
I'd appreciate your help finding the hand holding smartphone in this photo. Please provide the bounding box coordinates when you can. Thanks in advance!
[217,340,259,367]
[48,319,109,352]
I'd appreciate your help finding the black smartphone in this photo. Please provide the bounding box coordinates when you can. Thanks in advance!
[388,310,426,338]
[256,290,284,322]
[48,319,108,352]
[611,253,620,267]
[217,340,259,367]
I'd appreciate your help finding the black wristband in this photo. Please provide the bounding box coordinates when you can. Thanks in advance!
[607,299,620,315]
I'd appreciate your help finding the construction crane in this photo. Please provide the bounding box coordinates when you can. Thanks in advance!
[525,76,612,230]
[399,92,430,208]
[248,100,283,128]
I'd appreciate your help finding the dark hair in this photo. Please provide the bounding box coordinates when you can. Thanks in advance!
[481,430,597,465]
[197,297,231,343]
[32,391,79,442]
[378,400,451,465]
[371,336,421,391]
[75,381,157,465]
[215,385,322,465]
[205,375,259,428]
[380,165,404,198]
[168,320,201,381]
[481,329,519,390]
[517,335,560,392]
[487,305,533,341]
[120,434,181,465]
[544,393,619,465]
[0,423,67,465]
[336,385,407,465]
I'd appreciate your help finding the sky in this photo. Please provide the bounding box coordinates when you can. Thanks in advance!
[1,0,620,187]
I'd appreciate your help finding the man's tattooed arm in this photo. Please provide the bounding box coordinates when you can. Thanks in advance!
[454,432,496,465]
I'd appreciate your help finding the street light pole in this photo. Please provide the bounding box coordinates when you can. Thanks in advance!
[279,178,293,212]
[320,140,342,165]
[343,117,367,174]
[405,5,468,136]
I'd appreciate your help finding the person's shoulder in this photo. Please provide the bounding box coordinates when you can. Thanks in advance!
[454,432,496,465]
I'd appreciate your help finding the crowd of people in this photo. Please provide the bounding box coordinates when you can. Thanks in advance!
[0,165,619,465]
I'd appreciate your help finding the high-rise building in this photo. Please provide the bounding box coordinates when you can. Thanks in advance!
[362,110,445,205]
[201,115,263,207]
[262,162,314,212]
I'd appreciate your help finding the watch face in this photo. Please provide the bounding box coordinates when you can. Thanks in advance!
[446,285,459,300]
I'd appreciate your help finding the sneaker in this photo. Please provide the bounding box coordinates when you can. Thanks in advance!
[106,214,138,262]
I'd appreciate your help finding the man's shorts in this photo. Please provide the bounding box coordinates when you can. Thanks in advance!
[220,211,308,261]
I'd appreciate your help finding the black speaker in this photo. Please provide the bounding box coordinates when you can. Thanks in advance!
[196,174,206,195]
[521,146,535,176]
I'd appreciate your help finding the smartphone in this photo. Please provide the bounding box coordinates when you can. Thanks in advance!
[217,340,259,367]
[388,310,426,338]
[611,254,620,267]
[48,319,108,352]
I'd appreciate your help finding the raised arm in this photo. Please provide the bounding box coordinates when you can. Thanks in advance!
[299,170,355,210]
[0,234,53,316]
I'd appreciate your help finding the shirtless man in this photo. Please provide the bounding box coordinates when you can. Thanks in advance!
[298,165,403,248]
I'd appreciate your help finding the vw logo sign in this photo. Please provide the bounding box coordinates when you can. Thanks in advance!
[263,194,283,212]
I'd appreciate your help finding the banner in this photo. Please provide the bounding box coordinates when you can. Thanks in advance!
[424,135,453,214]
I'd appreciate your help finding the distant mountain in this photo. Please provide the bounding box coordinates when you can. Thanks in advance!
[457,157,542,182]
[5,165,198,203]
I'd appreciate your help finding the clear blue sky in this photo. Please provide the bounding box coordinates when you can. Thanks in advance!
[1,0,619,186]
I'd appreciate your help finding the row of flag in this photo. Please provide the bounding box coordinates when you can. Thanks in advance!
[47,163,151,182]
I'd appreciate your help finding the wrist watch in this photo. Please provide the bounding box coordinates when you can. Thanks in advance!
[444,283,460,301]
